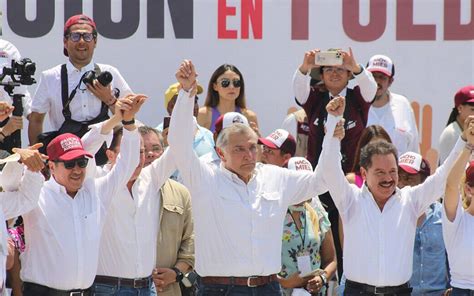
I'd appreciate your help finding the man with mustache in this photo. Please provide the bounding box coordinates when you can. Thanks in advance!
[167,60,342,295]
[366,54,419,155]
[319,96,469,296]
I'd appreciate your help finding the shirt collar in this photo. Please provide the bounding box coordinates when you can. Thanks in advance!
[361,183,401,210]
[44,176,70,195]
[66,59,95,73]
[219,162,257,185]
[329,87,348,98]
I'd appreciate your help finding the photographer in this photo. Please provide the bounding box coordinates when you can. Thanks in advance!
[28,14,132,162]
[0,39,33,152]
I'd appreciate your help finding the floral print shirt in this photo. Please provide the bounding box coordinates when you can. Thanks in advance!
[280,199,331,278]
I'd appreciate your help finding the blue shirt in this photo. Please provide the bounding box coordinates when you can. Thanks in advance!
[410,202,449,296]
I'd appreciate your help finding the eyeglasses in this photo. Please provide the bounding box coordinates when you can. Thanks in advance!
[56,158,89,169]
[322,67,347,74]
[67,32,96,42]
[219,78,242,88]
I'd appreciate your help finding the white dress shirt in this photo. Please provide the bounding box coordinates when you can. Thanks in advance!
[20,127,140,290]
[319,114,464,286]
[31,60,132,130]
[0,162,44,287]
[167,89,328,277]
[96,148,176,278]
[442,199,474,289]
[367,92,420,155]
[0,39,32,116]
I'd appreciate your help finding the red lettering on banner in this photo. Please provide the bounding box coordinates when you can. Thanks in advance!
[241,0,263,39]
[218,0,238,39]
[444,0,474,40]
[396,0,436,40]
[342,0,386,42]
[291,0,308,40]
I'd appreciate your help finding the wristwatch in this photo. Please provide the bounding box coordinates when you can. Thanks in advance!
[172,267,184,283]
[319,272,328,288]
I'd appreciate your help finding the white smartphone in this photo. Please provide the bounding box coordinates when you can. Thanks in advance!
[315,51,343,66]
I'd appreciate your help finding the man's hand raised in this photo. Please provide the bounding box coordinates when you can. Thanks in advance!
[175,60,197,92]
[115,94,148,121]
[326,96,346,117]
[12,143,48,172]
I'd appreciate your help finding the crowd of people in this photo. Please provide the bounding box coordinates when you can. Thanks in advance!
[0,13,472,296]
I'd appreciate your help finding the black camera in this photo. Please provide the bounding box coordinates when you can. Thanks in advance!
[1,58,36,86]
[82,70,113,87]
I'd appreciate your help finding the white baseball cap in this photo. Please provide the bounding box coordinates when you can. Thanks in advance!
[367,54,395,77]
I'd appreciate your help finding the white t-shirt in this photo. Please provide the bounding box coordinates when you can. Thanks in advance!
[367,92,419,155]
[442,199,474,289]
[438,121,462,164]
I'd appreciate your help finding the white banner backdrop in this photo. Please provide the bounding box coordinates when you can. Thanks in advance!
[2,0,473,158]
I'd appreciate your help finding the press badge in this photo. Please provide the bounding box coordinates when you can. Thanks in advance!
[296,252,312,275]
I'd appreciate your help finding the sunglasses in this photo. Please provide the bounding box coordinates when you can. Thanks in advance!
[219,78,242,88]
[67,32,96,42]
[56,158,89,169]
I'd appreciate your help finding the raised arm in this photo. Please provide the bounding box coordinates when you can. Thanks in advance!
[167,60,213,189]
[444,116,474,221]
[293,49,320,105]
[96,94,146,209]
[318,97,359,214]
[408,117,469,216]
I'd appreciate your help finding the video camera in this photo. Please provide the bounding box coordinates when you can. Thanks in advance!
[0,57,37,150]
[1,58,36,87]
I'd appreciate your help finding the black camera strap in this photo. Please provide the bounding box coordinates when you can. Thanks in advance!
[60,63,109,121]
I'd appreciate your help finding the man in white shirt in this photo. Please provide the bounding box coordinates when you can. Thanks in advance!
[20,95,144,295]
[366,54,419,155]
[92,125,175,295]
[319,96,465,295]
[167,60,338,295]
[28,14,132,164]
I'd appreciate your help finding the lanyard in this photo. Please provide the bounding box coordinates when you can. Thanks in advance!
[288,209,307,246]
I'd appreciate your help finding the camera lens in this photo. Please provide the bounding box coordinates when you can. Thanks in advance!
[97,71,113,86]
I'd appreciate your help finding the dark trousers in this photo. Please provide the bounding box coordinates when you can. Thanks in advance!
[452,287,474,296]
[197,279,282,296]
[319,191,343,282]
[23,282,91,296]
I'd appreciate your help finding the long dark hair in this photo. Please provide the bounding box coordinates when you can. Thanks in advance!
[352,125,392,173]
[204,64,246,109]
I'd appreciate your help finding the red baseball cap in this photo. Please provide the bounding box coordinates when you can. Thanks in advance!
[63,14,97,56]
[454,85,474,108]
[398,152,431,177]
[47,133,93,161]
[259,129,296,156]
